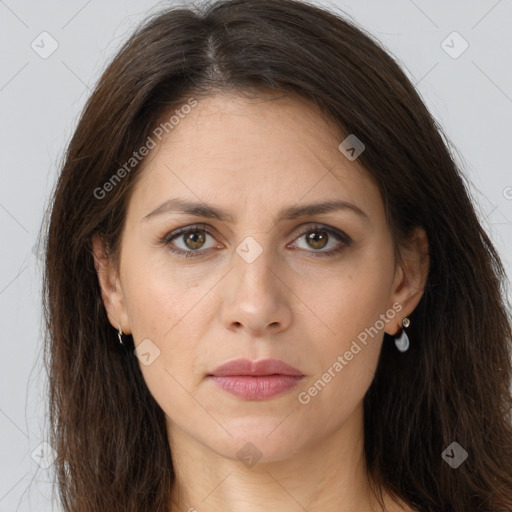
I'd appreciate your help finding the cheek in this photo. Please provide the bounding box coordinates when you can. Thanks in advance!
[296,293,388,435]
[120,257,205,415]
[299,249,394,403]
[300,247,394,346]
[119,251,219,387]
[120,247,208,338]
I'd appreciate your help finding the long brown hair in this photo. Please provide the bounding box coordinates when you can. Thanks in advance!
[42,0,512,510]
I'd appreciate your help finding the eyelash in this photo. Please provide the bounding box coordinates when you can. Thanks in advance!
[161,223,352,259]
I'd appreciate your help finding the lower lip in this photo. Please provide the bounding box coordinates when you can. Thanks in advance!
[209,375,304,400]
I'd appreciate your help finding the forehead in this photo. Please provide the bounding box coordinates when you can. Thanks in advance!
[128,92,383,224]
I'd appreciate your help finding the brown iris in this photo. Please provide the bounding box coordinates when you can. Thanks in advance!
[183,230,206,250]
[305,230,329,250]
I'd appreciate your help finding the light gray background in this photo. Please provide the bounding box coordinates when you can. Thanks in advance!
[1,1,511,510]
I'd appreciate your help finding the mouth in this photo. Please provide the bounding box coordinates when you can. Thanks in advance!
[208,374,304,400]
[207,358,305,400]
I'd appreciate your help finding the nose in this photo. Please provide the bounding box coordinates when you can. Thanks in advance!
[219,237,293,337]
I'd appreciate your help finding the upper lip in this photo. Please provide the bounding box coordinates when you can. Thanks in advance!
[209,358,304,377]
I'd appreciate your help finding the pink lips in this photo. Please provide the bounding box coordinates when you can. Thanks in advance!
[208,358,305,400]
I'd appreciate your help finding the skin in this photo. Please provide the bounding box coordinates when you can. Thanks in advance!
[93,91,428,512]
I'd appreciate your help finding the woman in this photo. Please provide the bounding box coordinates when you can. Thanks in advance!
[42,0,512,510]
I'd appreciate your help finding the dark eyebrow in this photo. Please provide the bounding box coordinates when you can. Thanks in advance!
[142,198,369,224]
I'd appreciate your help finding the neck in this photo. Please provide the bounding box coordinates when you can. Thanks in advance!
[167,403,400,512]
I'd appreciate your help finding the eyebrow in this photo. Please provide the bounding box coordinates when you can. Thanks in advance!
[142,197,369,224]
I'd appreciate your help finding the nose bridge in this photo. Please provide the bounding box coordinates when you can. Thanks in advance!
[219,231,292,335]
[233,232,278,290]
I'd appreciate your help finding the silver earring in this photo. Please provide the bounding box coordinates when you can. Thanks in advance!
[118,325,124,345]
[394,317,410,352]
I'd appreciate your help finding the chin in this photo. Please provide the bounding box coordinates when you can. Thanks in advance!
[203,417,310,463]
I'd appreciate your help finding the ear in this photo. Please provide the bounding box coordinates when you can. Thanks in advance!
[385,226,429,335]
[92,235,131,335]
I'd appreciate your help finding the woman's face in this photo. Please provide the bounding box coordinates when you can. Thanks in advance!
[95,91,427,462]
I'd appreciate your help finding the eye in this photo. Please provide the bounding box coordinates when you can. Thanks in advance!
[163,224,219,258]
[289,224,351,257]
[161,223,351,258]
